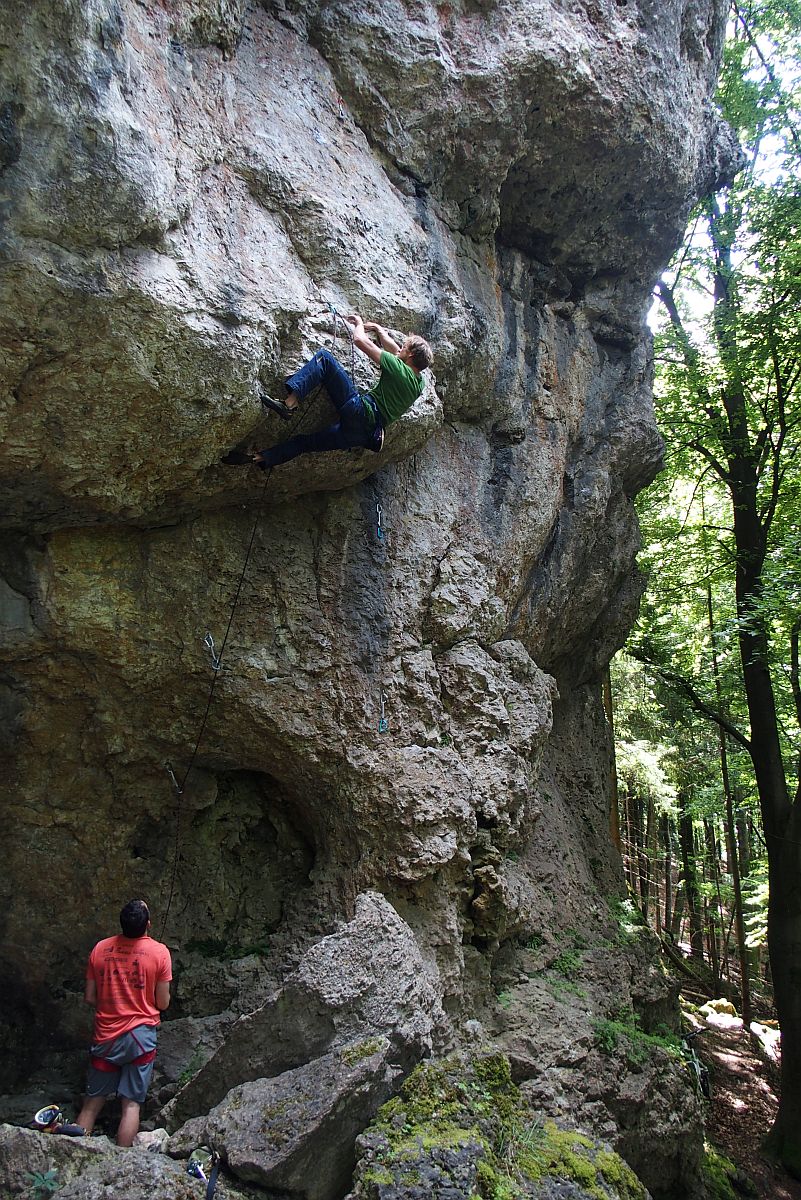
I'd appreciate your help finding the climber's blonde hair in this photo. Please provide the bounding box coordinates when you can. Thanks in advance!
[402,335,433,372]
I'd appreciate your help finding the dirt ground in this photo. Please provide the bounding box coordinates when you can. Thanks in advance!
[697,1023,801,1200]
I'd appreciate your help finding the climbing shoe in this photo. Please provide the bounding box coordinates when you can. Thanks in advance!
[260,394,295,421]
[53,1123,87,1137]
[221,449,254,465]
[32,1104,62,1131]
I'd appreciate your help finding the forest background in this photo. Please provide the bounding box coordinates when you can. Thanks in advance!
[612,0,801,1179]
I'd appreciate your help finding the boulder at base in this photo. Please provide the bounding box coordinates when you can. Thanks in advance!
[168,1039,400,1200]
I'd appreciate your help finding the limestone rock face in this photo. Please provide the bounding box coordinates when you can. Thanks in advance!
[1,0,734,1195]
[164,891,446,1126]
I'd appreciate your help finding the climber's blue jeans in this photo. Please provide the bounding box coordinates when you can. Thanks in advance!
[261,350,373,467]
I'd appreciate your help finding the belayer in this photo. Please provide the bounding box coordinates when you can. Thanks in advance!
[74,899,171,1146]
[223,313,433,469]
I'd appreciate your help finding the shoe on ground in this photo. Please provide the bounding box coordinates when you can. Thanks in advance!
[53,1123,87,1137]
[221,449,254,465]
[260,394,295,421]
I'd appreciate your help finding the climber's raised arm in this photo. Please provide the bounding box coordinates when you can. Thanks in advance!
[363,321,402,356]
[346,313,382,365]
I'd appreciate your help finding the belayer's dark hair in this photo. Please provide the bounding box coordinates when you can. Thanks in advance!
[120,899,150,938]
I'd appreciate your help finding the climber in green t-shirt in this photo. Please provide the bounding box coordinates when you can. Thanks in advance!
[222,314,433,470]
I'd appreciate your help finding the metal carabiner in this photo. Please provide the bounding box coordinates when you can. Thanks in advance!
[204,631,222,672]
[165,763,183,796]
[376,502,384,541]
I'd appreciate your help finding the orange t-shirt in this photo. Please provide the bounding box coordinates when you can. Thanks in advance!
[87,934,172,1042]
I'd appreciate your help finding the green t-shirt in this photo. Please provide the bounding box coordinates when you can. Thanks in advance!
[369,350,424,426]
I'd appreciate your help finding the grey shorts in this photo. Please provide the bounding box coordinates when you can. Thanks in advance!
[86,1025,158,1105]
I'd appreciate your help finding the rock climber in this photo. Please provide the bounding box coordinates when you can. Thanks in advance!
[223,313,433,469]
[73,899,171,1146]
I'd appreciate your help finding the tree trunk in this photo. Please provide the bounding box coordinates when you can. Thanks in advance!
[679,799,705,964]
[704,550,752,1023]
[736,801,751,877]
[730,479,800,1172]
[671,884,685,942]
[650,796,661,936]
[704,818,723,992]
[641,794,655,921]
[663,814,674,937]
[603,665,622,854]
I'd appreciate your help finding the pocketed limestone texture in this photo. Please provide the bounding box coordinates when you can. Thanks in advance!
[0,0,734,1194]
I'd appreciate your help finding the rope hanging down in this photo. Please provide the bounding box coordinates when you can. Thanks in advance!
[159,395,314,940]
[159,303,364,938]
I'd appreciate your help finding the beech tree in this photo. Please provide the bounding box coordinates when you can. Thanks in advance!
[634,1,801,1175]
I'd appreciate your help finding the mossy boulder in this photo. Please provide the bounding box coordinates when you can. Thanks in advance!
[701,1145,757,1200]
[348,1052,649,1199]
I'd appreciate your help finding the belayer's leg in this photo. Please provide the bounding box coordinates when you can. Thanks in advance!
[75,1094,106,1135]
[116,1098,141,1147]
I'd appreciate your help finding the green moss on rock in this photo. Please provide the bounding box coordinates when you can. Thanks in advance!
[701,1144,757,1200]
[350,1052,647,1199]
[341,1037,385,1067]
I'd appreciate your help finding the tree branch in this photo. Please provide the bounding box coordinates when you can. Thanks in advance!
[732,2,801,156]
[631,652,753,752]
[689,440,732,484]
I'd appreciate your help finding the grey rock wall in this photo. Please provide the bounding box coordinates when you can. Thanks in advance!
[0,0,735,1195]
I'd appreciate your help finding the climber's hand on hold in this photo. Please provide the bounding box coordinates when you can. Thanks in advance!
[364,322,401,355]
[348,313,382,365]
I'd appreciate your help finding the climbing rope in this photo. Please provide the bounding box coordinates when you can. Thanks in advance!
[159,396,315,940]
[326,300,357,380]
[159,302,375,938]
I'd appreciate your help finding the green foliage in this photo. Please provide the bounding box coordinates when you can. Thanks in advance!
[593,1009,681,1068]
[184,935,271,960]
[552,949,583,979]
[177,1046,205,1087]
[27,1171,59,1200]
[608,897,647,946]
[616,16,801,1107]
